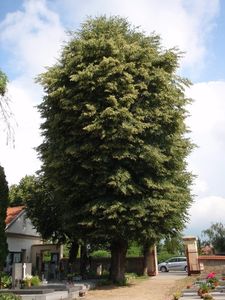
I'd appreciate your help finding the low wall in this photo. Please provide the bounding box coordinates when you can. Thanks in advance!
[60,256,145,276]
[199,255,225,274]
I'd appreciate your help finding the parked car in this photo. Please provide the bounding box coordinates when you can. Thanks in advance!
[158,256,187,272]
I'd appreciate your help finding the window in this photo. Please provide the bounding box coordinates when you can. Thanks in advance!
[177,257,186,262]
[168,258,177,263]
[6,252,22,265]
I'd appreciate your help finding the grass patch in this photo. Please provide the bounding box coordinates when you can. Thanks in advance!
[96,272,149,287]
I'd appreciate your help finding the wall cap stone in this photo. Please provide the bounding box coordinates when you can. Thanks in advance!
[199,255,225,260]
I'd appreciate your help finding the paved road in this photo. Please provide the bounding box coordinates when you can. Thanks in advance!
[158,271,187,278]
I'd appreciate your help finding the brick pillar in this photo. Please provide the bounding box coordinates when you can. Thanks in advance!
[183,236,200,275]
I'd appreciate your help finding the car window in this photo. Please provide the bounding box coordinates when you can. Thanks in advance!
[177,257,186,262]
[167,258,177,263]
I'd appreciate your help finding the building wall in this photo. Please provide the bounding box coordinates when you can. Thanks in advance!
[7,235,42,262]
[5,211,42,268]
[6,211,40,237]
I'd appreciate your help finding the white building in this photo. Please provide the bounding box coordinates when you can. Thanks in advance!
[5,206,42,272]
[5,206,63,279]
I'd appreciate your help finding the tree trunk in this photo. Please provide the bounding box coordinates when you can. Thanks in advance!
[142,243,149,276]
[68,240,79,275]
[142,242,158,276]
[68,240,79,264]
[110,239,128,283]
[80,243,89,278]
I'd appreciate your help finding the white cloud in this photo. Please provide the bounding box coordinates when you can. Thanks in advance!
[0,81,42,184]
[186,196,225,236]
[0,0,66,78]
[184,80,225,236]
[192,178,208,194]
[53,0,219,74]
[186,81,225,196]
[0,0,66,184]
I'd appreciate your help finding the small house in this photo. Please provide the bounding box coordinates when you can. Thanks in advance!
[5,206,63,279]
[5,206,42,272]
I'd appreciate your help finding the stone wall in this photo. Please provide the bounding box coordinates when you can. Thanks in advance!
[199,256,225,275]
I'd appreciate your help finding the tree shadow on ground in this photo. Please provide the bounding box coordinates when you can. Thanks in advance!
[93,280,141,291]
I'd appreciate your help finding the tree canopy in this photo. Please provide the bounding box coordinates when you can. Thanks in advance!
[0,165,9,270]
[34,16,193,282]
[24,175,67,242]
[9,175,37,207]
[0,70,7,97]
[202,222,225,253]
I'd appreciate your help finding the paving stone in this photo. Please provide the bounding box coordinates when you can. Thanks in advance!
[182,292,198,296]
[211,292,225,297]
[180,297,200,300]
[18,291,68,300]
[183,289,198,293]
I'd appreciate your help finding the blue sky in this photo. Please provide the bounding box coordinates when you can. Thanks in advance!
[0,0,225,237]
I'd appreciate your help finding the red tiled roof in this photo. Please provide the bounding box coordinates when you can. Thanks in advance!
[5,206,24,225]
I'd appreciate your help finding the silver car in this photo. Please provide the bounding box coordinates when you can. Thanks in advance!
[158,256,187,272]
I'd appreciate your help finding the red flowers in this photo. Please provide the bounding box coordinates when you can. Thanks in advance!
[206,272,216,279]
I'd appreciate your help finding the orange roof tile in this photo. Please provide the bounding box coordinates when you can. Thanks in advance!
[6,206,24,225]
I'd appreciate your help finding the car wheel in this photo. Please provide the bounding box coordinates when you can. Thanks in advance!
[184,266,188,272]
[160,266,168,272]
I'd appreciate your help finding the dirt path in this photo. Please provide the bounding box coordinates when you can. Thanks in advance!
[85,273,189,300]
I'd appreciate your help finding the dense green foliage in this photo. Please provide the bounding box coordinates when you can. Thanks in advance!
[30,275,41,286]
[163,234,185,255]
[0,166,9,271]
[127,242,142,257]
[0,272,12,288]
[0,71,7,97]
[0,294,21,300]
[90,249,110,258]
[157,235,185,263]
[9,175,37,207]
[202,222,225,253]
[34,16,193,281]
[157,251,177,263]
[24,176,66,241]
[90,241,142,257]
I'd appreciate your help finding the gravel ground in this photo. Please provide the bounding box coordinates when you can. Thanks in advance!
[85,272,192,300]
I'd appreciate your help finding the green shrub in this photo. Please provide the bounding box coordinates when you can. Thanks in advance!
[31,276,40,286]
[125,273,137,281]
[0,294,22,300]
[0,274,12,288]
[126,242,142,257]
[91,250,110,257]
